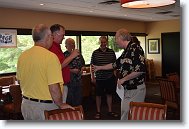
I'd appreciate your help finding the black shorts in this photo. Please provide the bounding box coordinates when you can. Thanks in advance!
[96,75,116,96]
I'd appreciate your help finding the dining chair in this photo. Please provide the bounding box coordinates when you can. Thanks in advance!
[158,78,180,119]
[0,75,18,103]
[3,84,23,119]
[44,105,84,120]
[0,86,3,105]
[166,72,180,88]
[145,59,156,81]
[0,76,16,86]
[128,101,167,120]
[0,87,2,100]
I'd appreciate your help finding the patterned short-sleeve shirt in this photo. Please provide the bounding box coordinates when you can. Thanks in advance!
[113,41,146,90]
[64,51,85,82]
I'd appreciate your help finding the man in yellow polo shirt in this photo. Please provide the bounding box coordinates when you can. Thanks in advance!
[17,24,72,120]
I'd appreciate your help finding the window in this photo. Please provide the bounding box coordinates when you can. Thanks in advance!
[108,36,123,58]
[0,29,146,74]
[0,35,33,74]
[81,36,100,64]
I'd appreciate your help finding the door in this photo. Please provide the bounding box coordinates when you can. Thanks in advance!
[162,32,180,76]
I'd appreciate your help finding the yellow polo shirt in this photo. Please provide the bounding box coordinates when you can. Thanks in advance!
[17,46,63,100]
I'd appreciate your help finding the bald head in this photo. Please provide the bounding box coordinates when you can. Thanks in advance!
[65,38,75,52]
[116,28,131,42]
[32,24,53,49]
[32,24,49,42]
[115,28,132,49]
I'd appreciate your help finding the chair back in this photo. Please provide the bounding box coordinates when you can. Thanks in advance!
[128,102,167,120]
[158,78,179,107]
[158,78,180,119]
[0,87,2,101]
[166,73,180,88]
[0,76,16,86]
[44,105,84,120]
[9,84,22,113]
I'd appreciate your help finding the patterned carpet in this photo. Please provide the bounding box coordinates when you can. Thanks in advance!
[82,80,180,120]
[0,80,180,120]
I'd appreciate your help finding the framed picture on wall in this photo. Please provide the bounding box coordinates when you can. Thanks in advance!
[148,38,160,54]
[0,29,17,48]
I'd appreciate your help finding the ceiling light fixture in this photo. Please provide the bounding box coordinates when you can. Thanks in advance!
[120,0,176,8]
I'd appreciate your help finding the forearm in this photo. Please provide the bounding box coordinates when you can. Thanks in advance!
[62,49,80,68]
[70,68,80,74]
[122,72,143,82]
[117,72,144,86]
[90,65,96,82]
[49,83,63,108]
[91,71,95,79]
[61,56,74,68]
[98,63,113,70]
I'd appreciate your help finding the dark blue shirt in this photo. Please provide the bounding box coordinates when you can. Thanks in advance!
[64,51,85,82]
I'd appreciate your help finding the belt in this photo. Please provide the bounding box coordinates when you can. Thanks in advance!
[23,96,53,103]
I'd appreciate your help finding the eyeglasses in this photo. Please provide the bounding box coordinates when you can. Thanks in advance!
[56,32,65,37]
[48,34,53,37]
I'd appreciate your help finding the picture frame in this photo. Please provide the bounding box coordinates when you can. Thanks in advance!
[148,38,160,54]
[0,29,17,48]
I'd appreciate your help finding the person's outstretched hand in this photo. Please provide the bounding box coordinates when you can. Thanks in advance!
[117,78,125,89]
[93,65,101,72]
[60,103,75,110]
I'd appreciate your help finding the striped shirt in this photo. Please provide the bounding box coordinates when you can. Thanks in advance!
[91,48,116,80]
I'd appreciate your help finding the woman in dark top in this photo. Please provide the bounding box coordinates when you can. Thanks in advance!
[64,38,85,106]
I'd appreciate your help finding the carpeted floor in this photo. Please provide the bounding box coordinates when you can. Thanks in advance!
[82,80,180,120]
[82,93,121,120]
[0,80,180,120]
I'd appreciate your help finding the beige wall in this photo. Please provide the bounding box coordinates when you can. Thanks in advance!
[0,8,146,33]
[146,19,180,76]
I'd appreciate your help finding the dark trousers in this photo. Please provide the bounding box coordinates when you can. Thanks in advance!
[66,81,82,106]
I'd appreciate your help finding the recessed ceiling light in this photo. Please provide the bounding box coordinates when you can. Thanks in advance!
[40,3,44,6]
[89,10,93,13]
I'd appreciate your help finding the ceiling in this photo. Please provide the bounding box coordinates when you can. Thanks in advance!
[0,0,181,21]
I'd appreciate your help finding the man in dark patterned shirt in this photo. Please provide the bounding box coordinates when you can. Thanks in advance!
[93,29,146,120]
